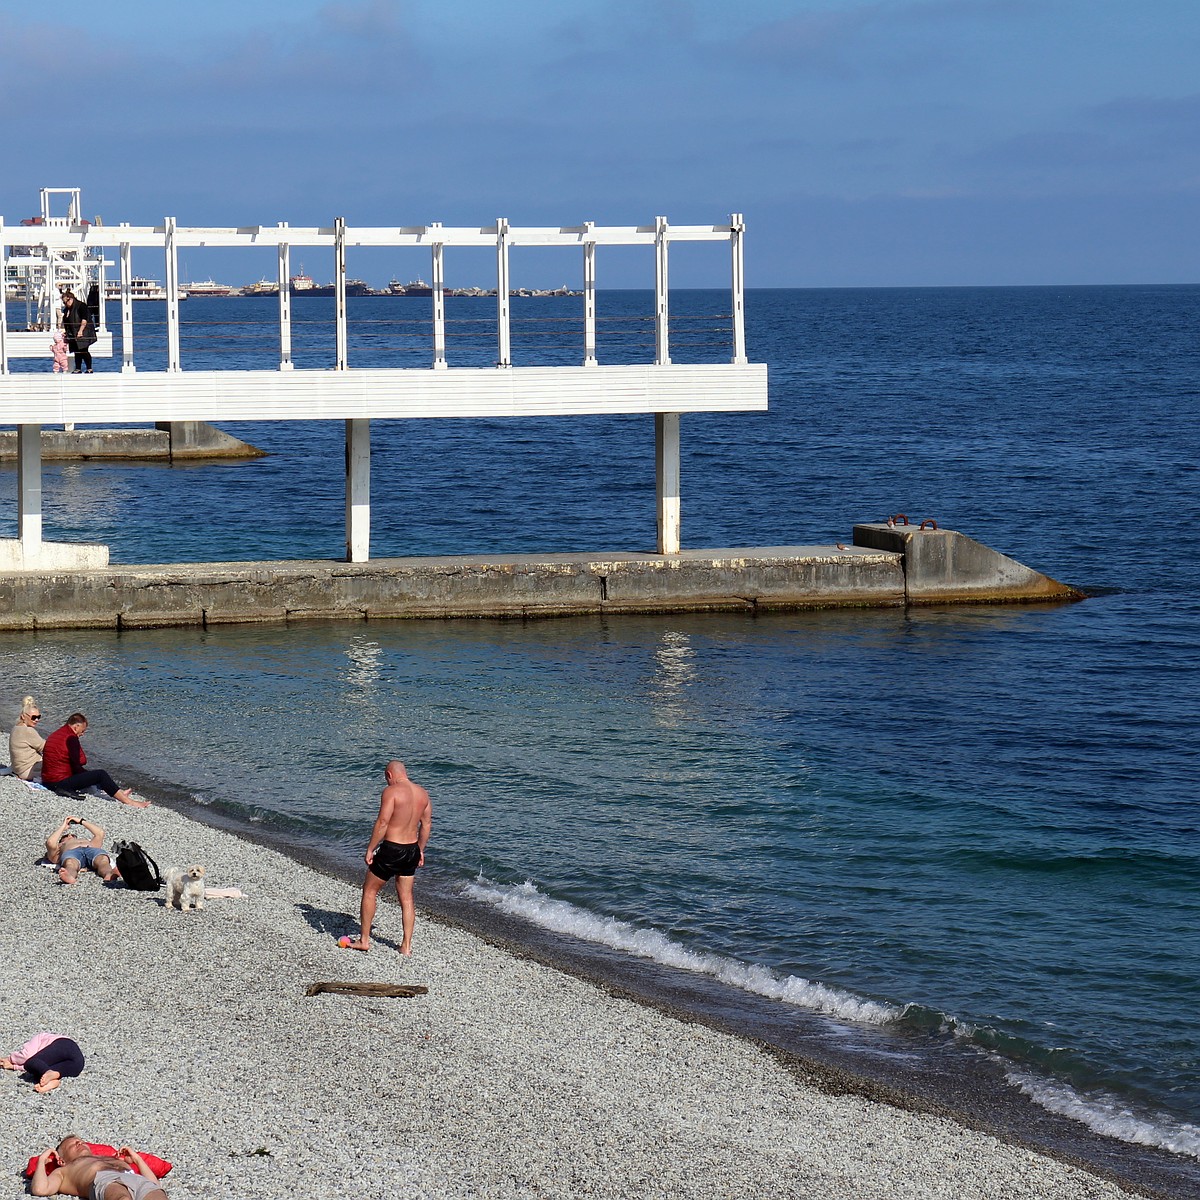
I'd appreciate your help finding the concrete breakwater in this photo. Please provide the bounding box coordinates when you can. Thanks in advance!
[0,421,263,461]
[0,526,1080,631]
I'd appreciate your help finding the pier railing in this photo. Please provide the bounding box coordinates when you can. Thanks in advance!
[0,210,764,568]
[1,216,748,373]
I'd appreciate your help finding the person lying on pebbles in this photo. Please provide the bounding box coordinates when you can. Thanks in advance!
[29,1136,167,1200]
[2,1033,85,1093]
[43,815,119,885]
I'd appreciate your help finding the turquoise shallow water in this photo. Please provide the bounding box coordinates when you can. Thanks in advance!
[2,286,1198,1175]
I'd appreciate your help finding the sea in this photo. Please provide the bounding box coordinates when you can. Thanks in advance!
[2,287,1198,1194]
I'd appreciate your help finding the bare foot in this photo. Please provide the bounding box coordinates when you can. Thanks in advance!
[58,868,77,885]
[339,937,370,952]
[34,1074,62,1093]
[115,789,150,808]
[400,946,413,956]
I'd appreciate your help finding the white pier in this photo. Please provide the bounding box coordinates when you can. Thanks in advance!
[1,205,767,570]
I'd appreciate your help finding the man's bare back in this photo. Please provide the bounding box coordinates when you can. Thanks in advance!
[343,760,432,954]
[378,775,431,844]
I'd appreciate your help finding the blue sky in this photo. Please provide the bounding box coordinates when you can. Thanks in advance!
[3,0,1198,286]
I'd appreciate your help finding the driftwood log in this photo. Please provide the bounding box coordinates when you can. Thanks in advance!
[305,981,429,998]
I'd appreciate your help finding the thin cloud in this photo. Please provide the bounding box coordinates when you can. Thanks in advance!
[1088,92,1200,126]
[733,0,1037,73]
[178,0,428,96]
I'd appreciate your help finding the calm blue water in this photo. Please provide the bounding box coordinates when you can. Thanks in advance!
[2,288,1197,1167]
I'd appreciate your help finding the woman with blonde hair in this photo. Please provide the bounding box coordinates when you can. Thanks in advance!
[10,696,45,781]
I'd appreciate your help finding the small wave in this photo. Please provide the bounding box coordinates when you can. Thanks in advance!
[1005,1068,1200,1160]
[953,846,1198,880]
[462,877,899,1025]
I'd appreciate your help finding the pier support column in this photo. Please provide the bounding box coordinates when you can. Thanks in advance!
[17,425,43,561]
[656,413,680,555]
[345,419,371,563]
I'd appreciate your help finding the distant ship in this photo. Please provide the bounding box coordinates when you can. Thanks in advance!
[103,277,186,302]
[386,278,434,297]
[294,278,376,297]
[289,272,315,292]
[242,278,279,296]
[184,279,237,297]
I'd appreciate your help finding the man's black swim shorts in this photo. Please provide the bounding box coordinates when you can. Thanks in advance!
[369,840,421,880]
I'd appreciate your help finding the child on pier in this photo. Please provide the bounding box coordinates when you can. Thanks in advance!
[50,329,69,373]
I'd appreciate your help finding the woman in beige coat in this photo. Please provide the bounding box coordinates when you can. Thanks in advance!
[10,696,45,781]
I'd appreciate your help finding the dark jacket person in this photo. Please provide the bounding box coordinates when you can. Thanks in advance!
[60,291,96,373]
[41,713,146,807]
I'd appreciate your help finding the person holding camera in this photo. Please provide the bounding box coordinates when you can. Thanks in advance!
[43,815,118,884]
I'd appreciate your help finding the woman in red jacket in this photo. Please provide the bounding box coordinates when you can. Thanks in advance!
[41,714,148,808]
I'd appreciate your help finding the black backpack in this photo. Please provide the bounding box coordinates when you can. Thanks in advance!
[113,841,162,891]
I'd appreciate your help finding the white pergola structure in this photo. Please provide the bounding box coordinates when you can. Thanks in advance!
[0,213,766,570]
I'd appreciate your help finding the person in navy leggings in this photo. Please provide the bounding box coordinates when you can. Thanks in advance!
[2,1033,85,1093]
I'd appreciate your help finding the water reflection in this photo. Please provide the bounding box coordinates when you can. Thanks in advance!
[647,629,697,727]
[343,635,383,692]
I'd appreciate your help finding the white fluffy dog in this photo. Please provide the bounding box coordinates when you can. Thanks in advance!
[165,864,206,911]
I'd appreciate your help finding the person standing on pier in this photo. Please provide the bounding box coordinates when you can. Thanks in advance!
[60,291,95,374]
[343,760,432,955]
[41,714,148,807]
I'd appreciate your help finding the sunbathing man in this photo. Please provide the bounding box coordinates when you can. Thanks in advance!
[30,1136,167,1199]
[41,713,148,808]
[343,760,432,955]
[45,815,118,884]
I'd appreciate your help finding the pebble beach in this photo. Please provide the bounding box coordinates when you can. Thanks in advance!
[0,774,1146,1200]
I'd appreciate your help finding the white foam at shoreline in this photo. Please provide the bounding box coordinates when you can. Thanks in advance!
[0,774,1166,1197]
[466,877,1200,1166]
[463,876,900,1025]
[1005,1068,1200,1160]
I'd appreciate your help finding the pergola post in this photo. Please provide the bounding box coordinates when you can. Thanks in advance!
[654,215,671,365]
[17,425,43,560]
[336,218,369,560]
[654,216,679,553]
[496,218,511,367]
[583,223,597,367]
[730,212,747,365]
[0,218,8,374]
[345,419,371,562]
[278,223,293,370]
[334,217,348,371]
[656,413,681,555]
[119,232,135,372]
[431,227,447,369]
[164,217,181,371]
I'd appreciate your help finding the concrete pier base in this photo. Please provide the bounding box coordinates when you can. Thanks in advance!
[0,422,263,462]
[0,538,109,572]
[0,531,1080,632]
[852,523,1081,604]
[153,421,266,460]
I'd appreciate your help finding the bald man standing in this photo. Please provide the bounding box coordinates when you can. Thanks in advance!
[344,760,432,955]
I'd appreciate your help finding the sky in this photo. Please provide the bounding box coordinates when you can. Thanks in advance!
[2,0,1198,287]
